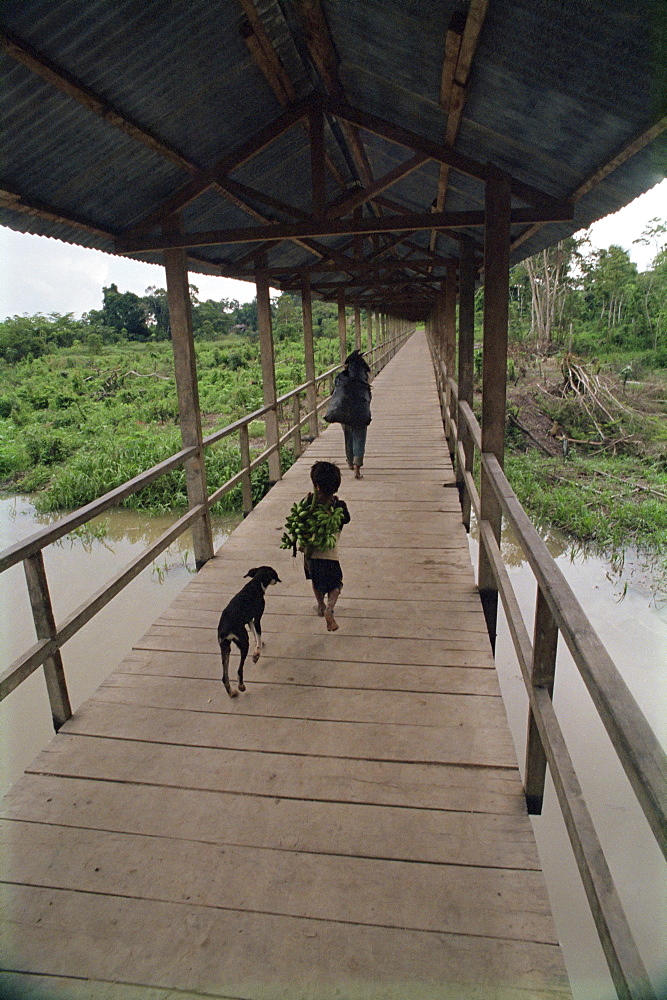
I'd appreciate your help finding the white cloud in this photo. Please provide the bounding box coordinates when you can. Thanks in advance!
[582,178,667,271]
[0,229,257,320]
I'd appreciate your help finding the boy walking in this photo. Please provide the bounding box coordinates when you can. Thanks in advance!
[304,461,350,631]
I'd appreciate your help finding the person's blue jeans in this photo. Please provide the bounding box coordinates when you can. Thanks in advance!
[343,424,367,467]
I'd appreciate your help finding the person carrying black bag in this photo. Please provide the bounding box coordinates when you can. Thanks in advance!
[324,350,372,479]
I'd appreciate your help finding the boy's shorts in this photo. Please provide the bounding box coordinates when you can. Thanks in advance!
[304,558,343,594]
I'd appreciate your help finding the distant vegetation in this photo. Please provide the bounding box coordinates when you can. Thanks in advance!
[0,290,353,513]
[503,219,667,364]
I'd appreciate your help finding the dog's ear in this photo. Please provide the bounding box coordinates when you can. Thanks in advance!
[244,568,259,578]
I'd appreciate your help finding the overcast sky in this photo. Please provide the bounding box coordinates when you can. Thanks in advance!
[0,178,665,321]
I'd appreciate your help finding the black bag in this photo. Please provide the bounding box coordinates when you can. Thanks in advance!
[324,371,372,425]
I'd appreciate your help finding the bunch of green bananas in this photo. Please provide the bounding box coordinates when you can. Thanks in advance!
[280,493,345,556]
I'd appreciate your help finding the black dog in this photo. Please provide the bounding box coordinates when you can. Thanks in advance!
[217,566,280,698]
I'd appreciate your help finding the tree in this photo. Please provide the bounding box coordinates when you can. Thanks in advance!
[0,315,48,362]
[633,218,667,352]
[523,238,581,350]
[142,286,170,339]
[580,244,640,343]
[233,299,258,334]
[192,297,238,338]
[97,284,150,341]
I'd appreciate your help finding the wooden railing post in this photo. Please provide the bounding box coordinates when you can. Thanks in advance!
[458,236,476,531]
[239,424,253,516]
[292,394,302,457]
[256,259,282,484]
[525,587,559,813]
[478,167,512,650]
[164,235,214,570]
[301,276,318,438]
[354,302,362,351]
[367,309,373,354]
[24,551,71,730]
[444,262,457,460]
[338,289,347,362]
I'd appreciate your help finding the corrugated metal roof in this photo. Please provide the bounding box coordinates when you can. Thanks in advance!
[1,0,665,316]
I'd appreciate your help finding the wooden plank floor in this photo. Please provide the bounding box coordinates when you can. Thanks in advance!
[0,332,571,1000]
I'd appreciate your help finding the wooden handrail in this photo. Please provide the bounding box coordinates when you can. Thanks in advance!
[428,331,665,999]
[452,369,667,857]
[477,519,655,998]
[482,451,667,857]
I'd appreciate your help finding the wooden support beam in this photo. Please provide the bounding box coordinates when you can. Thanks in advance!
[292,0,375,188]
[354,302,362,351]
[478,168,512,649]
[301,276,318,438]
[327,153,429,219]
[217,176,310,222]
[24,551,71,730]
[338,289,348,362]
[163,236,214,570]
[458,237,476,531]
[525,588,559,814]
[126,99,312,236]
[323,96,567,211]
[256,261,282,483]
[443,261,458,459]
[431,2,489,256]
[117,204,573,254]
[238,1,347,192]
[238,0,296,106]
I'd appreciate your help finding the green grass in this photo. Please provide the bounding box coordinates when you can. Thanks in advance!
[0,335,322,514]
[505,451,667,564]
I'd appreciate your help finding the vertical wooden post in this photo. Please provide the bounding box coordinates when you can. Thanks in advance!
[292,394,302,457]
[239,424,253,517]
[24,552,71,730]
[354,303,362,351]
[478,167,512,650]
[367,310,373,355]
[525,588,559,813]
[458,237,476,530]
[338,289,347,362]
[444,261,457,459]
[164,241,214,570]
[256,260,282,483]
[301,276,318,438]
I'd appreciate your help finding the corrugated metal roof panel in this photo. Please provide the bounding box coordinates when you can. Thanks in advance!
[1,0,664,313]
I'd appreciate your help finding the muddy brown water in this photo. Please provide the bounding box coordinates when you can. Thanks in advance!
[1,495,665,999]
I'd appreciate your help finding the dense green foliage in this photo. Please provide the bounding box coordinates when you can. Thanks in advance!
[0,292,358,513]
[503,220,667,364]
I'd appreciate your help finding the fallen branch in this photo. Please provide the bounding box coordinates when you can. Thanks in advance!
[592,468,667,501]
[507,412,553,454]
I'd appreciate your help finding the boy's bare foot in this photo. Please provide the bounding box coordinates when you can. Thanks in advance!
[354,465,362,479]
[316,603,326,616]
[324,609,339,631]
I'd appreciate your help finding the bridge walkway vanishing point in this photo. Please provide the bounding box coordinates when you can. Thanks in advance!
[0,332,572,1000]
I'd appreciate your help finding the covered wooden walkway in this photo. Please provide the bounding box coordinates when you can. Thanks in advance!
[1,333,570,1000]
